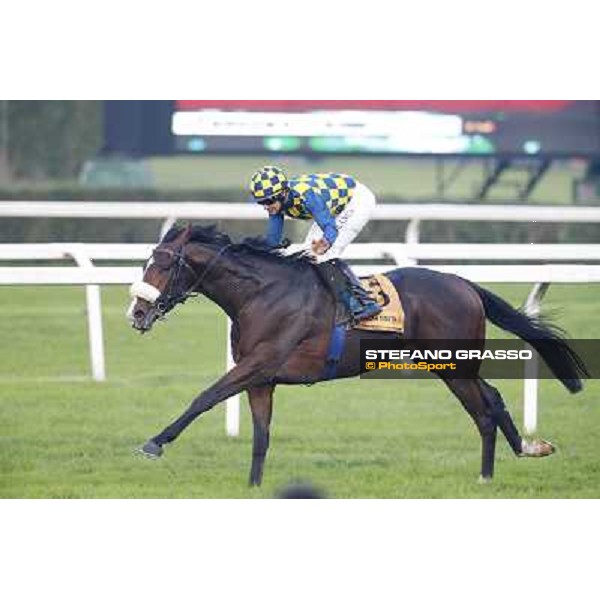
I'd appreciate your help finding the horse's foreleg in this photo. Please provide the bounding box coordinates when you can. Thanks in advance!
[248,385,274,487]
[141,355,275,457]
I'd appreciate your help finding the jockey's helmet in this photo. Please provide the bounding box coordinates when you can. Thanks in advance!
[250,166,288,202]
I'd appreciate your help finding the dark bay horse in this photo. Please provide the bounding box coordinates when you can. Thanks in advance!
[128,224,588,486]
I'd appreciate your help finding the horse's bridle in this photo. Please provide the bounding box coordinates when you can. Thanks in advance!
[153,243,232,316]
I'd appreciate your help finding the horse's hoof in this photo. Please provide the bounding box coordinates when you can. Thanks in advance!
[520,438,556,458]
[137,440,163,459]
[478,475,493,485]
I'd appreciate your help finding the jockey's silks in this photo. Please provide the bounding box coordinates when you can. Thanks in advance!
[283,173,356,219]
[265,173,357,247]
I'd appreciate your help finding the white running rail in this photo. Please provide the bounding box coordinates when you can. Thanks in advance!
[2,201,600,242]
[1,241,599,434]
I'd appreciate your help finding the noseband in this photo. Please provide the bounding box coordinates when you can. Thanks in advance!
[154,244,231,316]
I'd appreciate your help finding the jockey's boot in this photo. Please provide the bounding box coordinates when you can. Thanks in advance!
[334,259,382,322]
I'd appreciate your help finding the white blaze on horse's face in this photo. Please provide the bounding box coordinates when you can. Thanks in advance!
[126,253,169,331]
[127,255,158,319]
[126,281,161,318]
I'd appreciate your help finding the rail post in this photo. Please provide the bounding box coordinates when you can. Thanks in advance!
[65,245,106,382]
[225,318,240,436]
[522,282,551,434]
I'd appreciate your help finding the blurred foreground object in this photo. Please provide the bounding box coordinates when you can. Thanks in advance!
[275,481,327,499]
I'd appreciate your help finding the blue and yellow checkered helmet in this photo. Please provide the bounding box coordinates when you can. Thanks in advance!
[250,166,288,201]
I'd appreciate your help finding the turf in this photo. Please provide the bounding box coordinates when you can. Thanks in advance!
[1,283,599,498]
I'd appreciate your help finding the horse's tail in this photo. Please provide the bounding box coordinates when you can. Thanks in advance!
[468,282,588,393]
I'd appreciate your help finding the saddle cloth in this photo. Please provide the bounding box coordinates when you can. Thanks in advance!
[354,274,404,333]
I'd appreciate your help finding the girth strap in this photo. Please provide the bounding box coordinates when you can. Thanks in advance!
[323,323,347,380]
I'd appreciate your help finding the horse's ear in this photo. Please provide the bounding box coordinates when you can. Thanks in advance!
[181,223,193,242]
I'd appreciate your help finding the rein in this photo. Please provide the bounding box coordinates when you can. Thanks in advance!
[154,244,232,315]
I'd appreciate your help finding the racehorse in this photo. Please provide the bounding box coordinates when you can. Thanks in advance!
[128,224,588,486]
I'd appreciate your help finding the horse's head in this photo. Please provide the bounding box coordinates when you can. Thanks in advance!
[127,225,197,333]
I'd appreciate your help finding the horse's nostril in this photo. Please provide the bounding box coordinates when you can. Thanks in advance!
[133,310,145,321]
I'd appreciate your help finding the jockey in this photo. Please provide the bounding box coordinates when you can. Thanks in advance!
[249,165,381,322]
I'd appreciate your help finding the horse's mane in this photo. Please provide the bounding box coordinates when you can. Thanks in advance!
[162,224,314,271]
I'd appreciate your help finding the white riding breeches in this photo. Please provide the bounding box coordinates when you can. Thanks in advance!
[302,182,377,263]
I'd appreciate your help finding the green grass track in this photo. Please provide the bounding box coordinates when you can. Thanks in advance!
[1,283,599,498]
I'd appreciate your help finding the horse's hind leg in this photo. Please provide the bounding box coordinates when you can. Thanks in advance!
[442,377,497,481]
[478,379,522,455]
[479,379,555,458]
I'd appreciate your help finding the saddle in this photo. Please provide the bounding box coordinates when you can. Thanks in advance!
[354,274,404,333]
[329,273,404,333]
